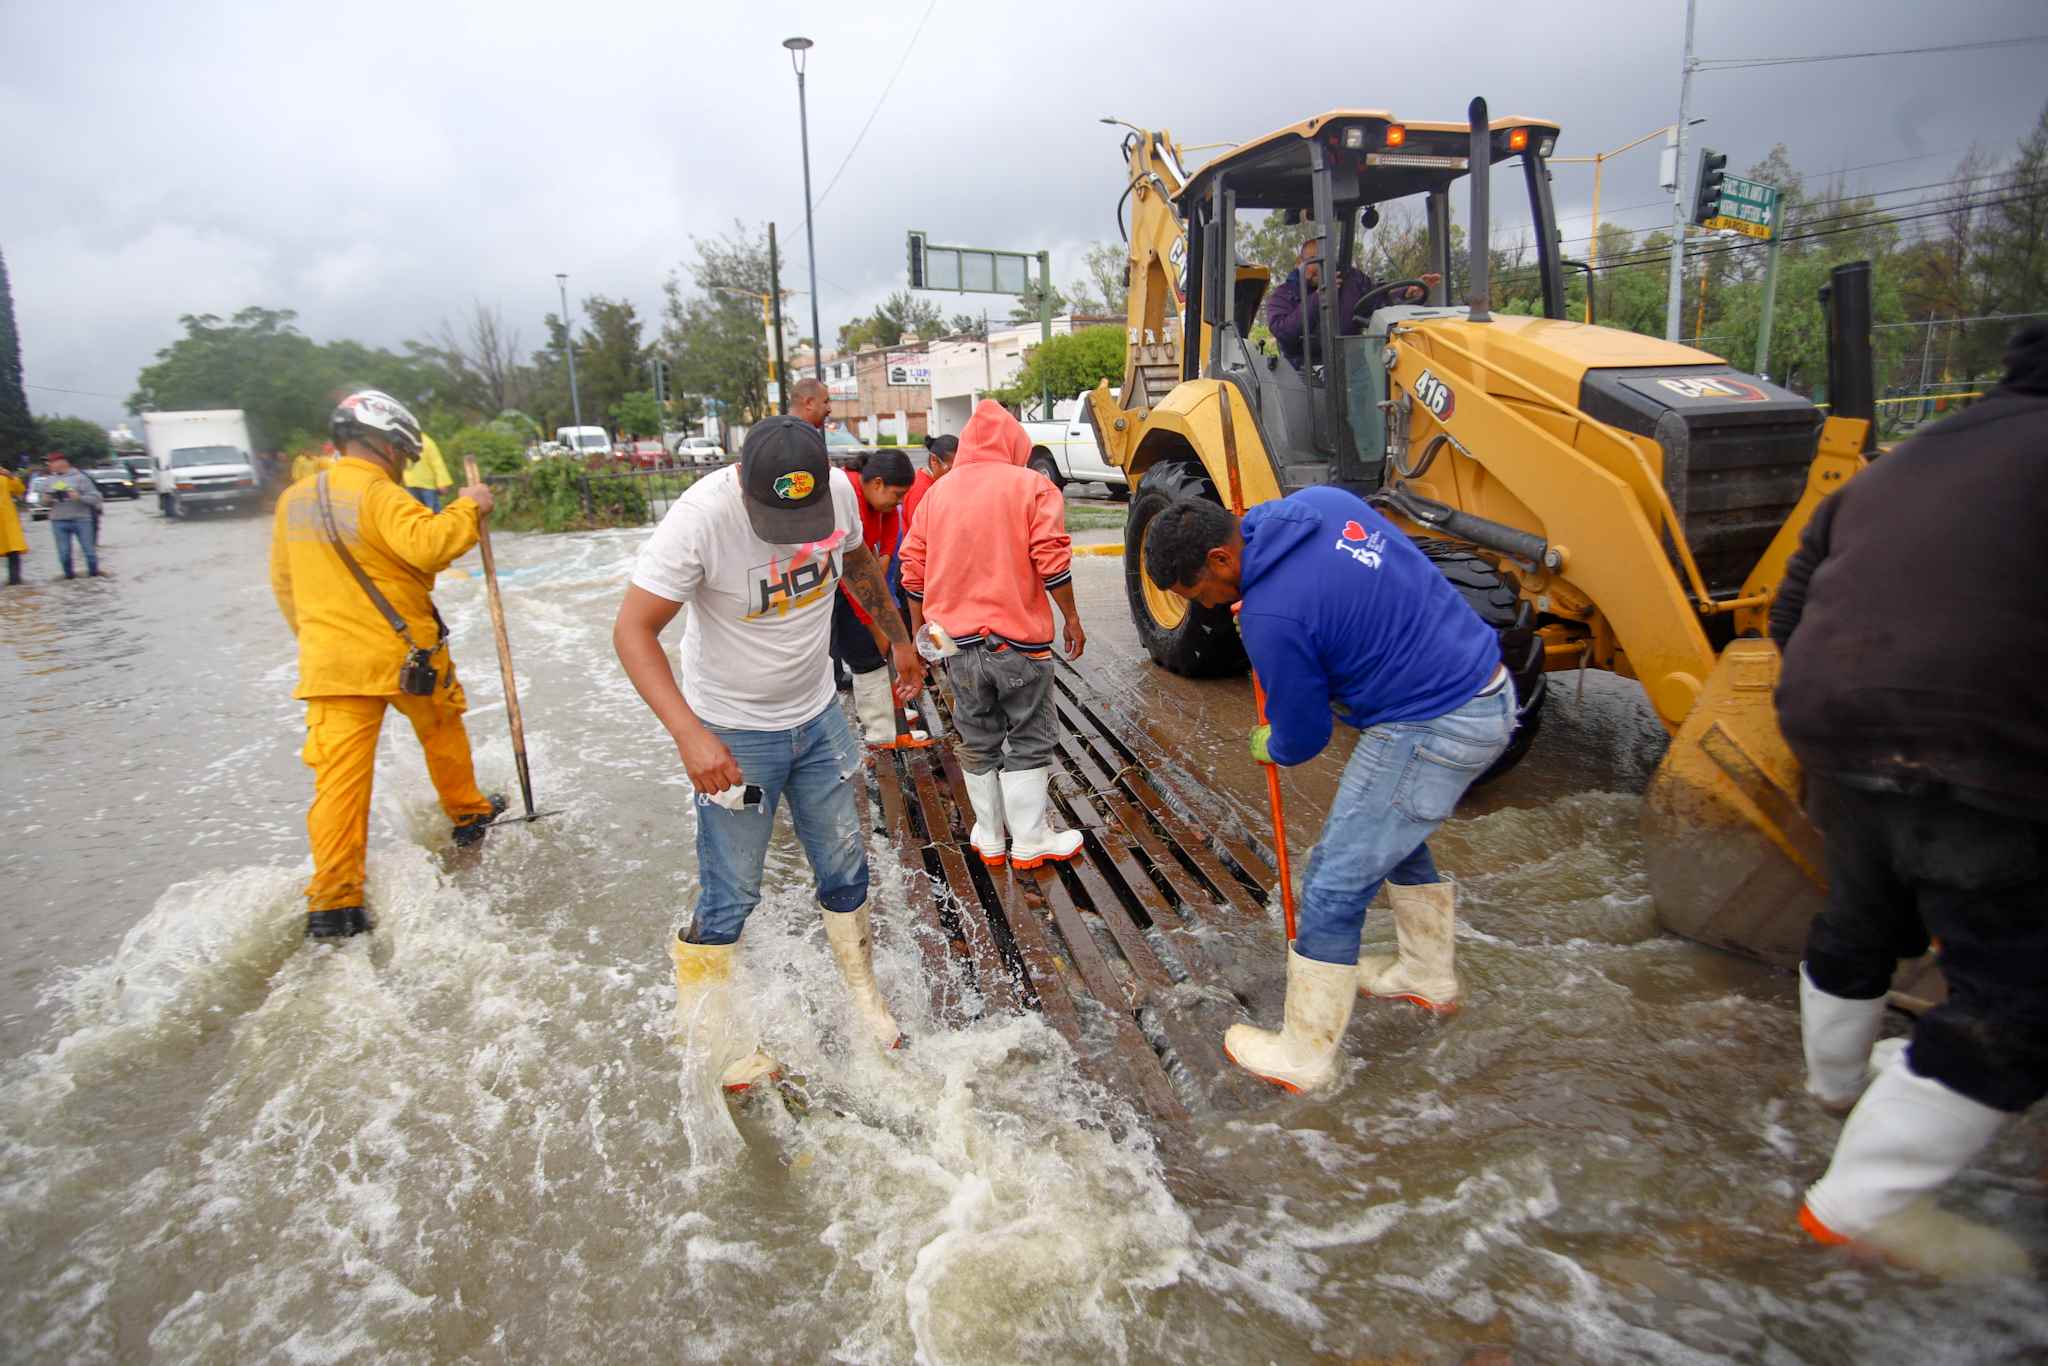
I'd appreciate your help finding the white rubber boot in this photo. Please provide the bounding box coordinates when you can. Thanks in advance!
[1801,1052,2029,1280]
[1801,962,1887,1114]
[1355,880,1460,1013]
[851,666,931,750]
[962,766,1007,866]
[670,934,780,1093]
[1225,944,1358,1093]
[1000,767,1082,869]
[823,905,904,1051]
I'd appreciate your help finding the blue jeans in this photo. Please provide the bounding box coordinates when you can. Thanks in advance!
[1294,681,1516,966]
[690,701,869,945]
[408,487,443,512]
[51,518,98,576]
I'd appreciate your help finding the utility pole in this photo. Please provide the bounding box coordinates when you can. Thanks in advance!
[556,273,584,431]
[981,310,992,394]
[1036,250,1054,417]
[768,222,790,416]
[1663,0,1698,342]
[1755,194,1788,378]
[648,356,668,451]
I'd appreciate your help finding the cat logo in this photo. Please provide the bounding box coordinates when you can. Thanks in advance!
[1656,375,1768,403]
[1414,369,1456,421]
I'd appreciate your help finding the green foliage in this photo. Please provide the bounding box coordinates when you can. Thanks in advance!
[874,433,899,446]
[490,455,657,533]
[609,388,662,437]
[1009,277,1067,324]
[574,295,649,432]
[994,326,1127,407]
[0,248,34,467]
[445,425,527,477]
[840,292,945,352]
[127,307,436,450]
[35,416,112,464]
[664,222,775,432]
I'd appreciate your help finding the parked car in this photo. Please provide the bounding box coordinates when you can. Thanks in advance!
[1019,388,1127,495]
[118,454,154,490]
[822,427,882,470]
[554,425,613,461]
[618,439,666,469]
[86,464,139,500]
[675,435,727,464]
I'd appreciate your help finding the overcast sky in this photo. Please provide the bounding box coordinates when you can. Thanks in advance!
[6,0,2044,426]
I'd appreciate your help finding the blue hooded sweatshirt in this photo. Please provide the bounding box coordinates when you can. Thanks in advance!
[1238,487,1499,766]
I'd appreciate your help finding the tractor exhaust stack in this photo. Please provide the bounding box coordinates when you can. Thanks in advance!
[1466,97,1491,323]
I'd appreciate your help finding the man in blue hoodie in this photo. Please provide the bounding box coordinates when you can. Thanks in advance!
[1144,485,1515,1092]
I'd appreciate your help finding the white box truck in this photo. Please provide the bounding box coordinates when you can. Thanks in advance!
[554,425,613,461]
[142,409,260,518]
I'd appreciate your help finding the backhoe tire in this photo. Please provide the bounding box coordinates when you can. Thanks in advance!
[1417,541,1546,784]
[1028,450,1064,489]
[1124,457,1249,678]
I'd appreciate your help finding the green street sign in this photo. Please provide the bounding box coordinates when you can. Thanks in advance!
[1714,174,1779,231]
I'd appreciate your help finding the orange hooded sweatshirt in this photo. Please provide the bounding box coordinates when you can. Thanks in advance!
[898,399,1072,651]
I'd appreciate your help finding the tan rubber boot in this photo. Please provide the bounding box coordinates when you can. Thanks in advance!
[670,934,780,1092]
[851,666,932,750]
[1357,880,1460,1013]
[1800,1052,2028,1280]
[822,905,904,1051]
[1223,944,1358,1093]
[1001,767,1083,869]
[961,766,1007,866]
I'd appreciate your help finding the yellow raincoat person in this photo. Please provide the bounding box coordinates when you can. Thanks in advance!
[270,390,501,939]
[1,467,28,585]
[403,433,455,511]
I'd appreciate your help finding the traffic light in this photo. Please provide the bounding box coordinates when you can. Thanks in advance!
[907,230,926,288]
[1691,149,1727,226]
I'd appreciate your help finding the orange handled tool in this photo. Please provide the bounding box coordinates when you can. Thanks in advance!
[1217,390,1297,941]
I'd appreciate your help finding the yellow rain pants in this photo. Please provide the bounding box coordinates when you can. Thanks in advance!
[301,688,493,911]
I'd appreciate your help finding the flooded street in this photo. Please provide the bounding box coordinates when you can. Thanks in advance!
[3,501,2042,1363]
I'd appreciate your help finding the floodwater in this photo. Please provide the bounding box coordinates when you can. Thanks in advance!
[2,500,2041,1363]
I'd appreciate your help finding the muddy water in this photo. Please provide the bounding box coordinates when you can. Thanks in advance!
[2,501,2041,1363]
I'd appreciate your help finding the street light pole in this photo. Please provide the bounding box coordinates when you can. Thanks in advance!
[785,36,825,384]
[1662,0,1698,342]
[555,273,584,431]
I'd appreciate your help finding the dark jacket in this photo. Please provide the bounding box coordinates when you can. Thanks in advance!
[1772,386,2048,812]
[1237,488,1499,766]
[1266,267,1370,369]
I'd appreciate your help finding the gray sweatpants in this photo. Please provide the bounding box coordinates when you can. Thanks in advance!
[944,647,1058,775]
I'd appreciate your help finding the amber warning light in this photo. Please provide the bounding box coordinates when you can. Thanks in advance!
[1384,124,1407,148]
[1507,127,1530,152]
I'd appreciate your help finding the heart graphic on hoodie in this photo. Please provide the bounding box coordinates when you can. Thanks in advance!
[1341,519,1367,542]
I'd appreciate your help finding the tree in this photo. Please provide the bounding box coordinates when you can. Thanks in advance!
[572,295,647,433]
[664,222,775,431]
[1971,101,2048,374]
[1010,277,1068,323]
[36,415,111,464]
[411,301,531,418]
[446,424,527,477]
[838,292,945,351]
[993,326,1126,408]
[1081,242,1129,317]
[609,388,662,437]
[0,248,34,467]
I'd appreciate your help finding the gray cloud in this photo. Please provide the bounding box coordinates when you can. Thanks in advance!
[7,0,2043,425]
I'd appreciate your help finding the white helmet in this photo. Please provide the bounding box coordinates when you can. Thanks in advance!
[329,389,424,460]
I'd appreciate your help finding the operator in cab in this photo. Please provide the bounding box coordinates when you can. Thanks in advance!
[1144,487,1513,1094]
[1266,234,1440,371]
[270,389,503,941]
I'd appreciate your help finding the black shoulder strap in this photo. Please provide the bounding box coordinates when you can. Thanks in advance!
[317,472,418,647]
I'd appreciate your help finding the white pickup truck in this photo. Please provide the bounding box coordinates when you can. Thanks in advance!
[1019,390,1126,495]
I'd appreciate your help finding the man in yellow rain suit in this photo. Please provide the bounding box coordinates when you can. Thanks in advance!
[404,432,456,512]
[1,464,27,585]
[270,389,503,939]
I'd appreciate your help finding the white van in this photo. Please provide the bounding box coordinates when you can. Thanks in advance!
[141,409,261,518]
[554,426,613,460]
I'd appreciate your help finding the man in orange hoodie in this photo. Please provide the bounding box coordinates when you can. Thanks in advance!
[899,400,1086,869]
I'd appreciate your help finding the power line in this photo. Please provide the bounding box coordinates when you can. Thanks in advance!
[1696,35,2048,70]
[1552,151,1952,230]
[810,0,940,216]
[25,382,125,399]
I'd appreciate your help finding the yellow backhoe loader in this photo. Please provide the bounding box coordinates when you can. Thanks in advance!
[1087,99,1900,980]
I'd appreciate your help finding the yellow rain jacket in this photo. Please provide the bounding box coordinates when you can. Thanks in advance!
[271,456,481,698]
[0,470,27,556]
[404,433,454,492]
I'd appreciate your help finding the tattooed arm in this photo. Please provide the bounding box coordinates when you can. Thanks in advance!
[842,544,924,703]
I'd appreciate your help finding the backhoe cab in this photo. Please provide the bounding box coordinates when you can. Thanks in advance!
[1091,99,1896,984]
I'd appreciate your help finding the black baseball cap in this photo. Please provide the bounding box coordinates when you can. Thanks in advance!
[738,417,835,544]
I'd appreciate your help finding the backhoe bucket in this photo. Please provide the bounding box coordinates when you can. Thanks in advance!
[1642,640,1823,968]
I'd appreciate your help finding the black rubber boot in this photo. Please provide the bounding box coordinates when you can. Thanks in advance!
[452,792,510,848]
[307,906,373,939]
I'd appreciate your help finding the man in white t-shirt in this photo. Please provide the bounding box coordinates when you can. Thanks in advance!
[613,417,924,1092]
